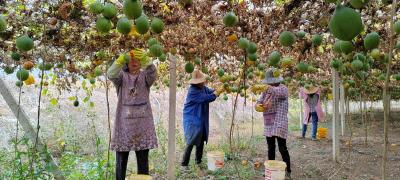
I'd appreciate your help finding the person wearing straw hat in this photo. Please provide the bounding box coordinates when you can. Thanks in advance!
[300,85,325,140]
[181,69,221,171]
[107,49,158,180]
[256,68,291,179]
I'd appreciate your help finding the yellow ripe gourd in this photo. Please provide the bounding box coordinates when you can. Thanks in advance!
[227,34,238,42]
[327,93,333,100]
[246,60,255,66]
[129,25,141,37]
[24,74,35,85]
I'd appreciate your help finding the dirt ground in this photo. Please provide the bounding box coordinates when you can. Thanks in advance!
[168,112,400,180]
[243,115,400,180]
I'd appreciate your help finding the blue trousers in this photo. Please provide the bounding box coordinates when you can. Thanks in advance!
[302,112,318,138]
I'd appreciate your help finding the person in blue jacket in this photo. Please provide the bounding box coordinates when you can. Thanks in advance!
[181,69,219,170]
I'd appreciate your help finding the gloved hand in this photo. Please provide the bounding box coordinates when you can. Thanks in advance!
[255,104,265,112]
[262,84,270,93]
[123,53,131,64]
[115,54,126,66]
[130,48,153,69]
[215,86,225,96]
[141,55,153,69]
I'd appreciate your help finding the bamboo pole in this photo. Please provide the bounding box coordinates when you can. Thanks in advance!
[299,92,304,129]
[324,97,329,120]
[332,69,340,162]
[167,54,177,180]
[340,83,345,136]
[346,97,350,115]
[363,94,368,146]
[0,78,65,180]
[382,1,397,179]
[383,94,391,179]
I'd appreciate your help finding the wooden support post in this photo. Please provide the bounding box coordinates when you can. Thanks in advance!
[346,97,350,115]
[382,94,391,180]
[0,78,65,180]
[299,92,303,129]
[340,83,345,136]
[388,96,391,119]
[332,69,340,162]
[324,98,329,120]
[167,54,177,180]
[382,2,397,178]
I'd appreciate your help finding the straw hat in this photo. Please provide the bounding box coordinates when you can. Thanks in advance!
[189,69,206,84]
[304,86,319,94]
[262,68,283,84]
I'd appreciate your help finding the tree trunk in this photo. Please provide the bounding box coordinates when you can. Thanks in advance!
[167,54,177,180]
[0,78,65,180]
[332,69,340,162]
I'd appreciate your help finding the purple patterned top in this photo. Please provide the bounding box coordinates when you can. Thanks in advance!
[257,84,289,139]
[108,64,158,151]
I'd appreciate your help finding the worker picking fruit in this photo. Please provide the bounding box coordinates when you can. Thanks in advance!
[256,67,292,179]
[107,49,158,180]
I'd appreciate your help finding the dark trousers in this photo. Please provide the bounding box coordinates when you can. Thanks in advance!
[116,149,149,180]
[181,140,205,166]
[302,112,318,138]
[181,129,206,166]
[266,136,291,173]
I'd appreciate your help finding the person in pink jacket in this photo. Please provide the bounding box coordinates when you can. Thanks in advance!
[299,86,325,140]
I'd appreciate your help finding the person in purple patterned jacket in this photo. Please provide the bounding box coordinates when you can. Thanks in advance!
[257,68,291,179]
[107,52,157,180]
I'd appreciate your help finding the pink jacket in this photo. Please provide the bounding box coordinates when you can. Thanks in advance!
[299,88,325,124]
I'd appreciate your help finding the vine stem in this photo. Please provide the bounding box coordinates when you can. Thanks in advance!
[30,11,50,177]
[243,54,247,106]
[251,94,254,139]
[228,56,248,180]
[13,74,23,177]
[13,0,29,177]
[229,91,241,180]
[105,61,112,180]
[30,58,46,180]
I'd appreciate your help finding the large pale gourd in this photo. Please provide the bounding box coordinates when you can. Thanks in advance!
[329,5,363,41]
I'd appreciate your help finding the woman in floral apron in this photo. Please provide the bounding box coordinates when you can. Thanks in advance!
[107,51,157,180]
